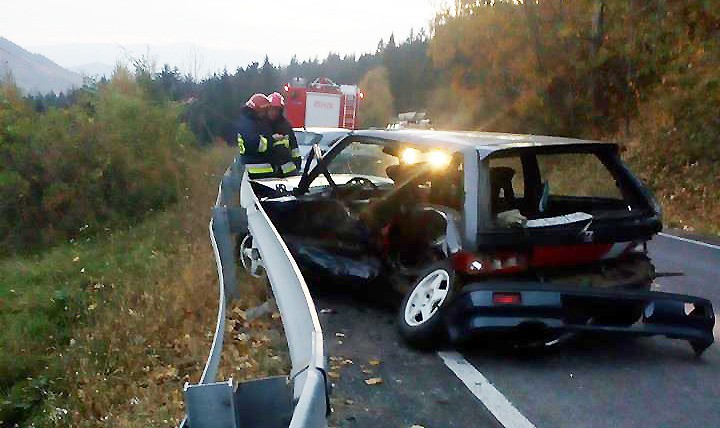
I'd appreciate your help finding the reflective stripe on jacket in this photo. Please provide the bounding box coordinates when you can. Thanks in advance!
[245,163,274,175]
[280,161,297,174]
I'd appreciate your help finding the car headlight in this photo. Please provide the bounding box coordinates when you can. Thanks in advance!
[400,147,422,165]
[427,150,452,169]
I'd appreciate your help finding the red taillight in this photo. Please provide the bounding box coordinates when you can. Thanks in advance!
[358,91,364,99]
[283,84,290,92]
[493,292,522,305]
[452,251,528,275]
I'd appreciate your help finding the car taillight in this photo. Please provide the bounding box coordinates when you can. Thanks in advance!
[492,292,522,305]
[452,251,528,275]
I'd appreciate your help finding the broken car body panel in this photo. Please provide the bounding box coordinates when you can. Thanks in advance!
[446,282,715,356]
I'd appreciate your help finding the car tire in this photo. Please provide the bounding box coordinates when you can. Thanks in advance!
[397,260,457,349]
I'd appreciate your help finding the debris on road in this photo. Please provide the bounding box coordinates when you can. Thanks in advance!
[364,377,383,385]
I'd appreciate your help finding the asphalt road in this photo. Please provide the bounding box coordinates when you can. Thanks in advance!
[314,232,720,428]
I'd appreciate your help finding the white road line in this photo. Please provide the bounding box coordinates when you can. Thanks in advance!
[438,351,536,428]
[659,232,720,250]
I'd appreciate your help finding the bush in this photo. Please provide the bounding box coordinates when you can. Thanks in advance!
[0,69,195,254]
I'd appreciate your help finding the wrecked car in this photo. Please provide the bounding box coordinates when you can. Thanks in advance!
[241,129,715,355]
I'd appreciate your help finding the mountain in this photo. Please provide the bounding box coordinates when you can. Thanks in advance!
[70,62,116,78]
[30,42,268,79]
[0,37,83,94]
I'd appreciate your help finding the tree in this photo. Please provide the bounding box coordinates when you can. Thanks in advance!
[358,67,395,128]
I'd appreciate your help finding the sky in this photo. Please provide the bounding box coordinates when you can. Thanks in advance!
[1,0,441,75]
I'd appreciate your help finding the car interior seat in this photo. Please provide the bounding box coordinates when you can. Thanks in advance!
[490,166,517,214]
[385,163,425,186]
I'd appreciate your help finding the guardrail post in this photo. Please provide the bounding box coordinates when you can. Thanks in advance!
[184,379,239,428]
[212,207,240,299]
[228,207,249,236]
[221,174,241,206]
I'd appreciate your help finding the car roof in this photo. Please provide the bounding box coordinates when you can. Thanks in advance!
[293,127,351,134]
[351,129,615,158]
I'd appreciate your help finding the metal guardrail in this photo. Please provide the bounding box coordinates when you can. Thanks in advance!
[180,158,329,427]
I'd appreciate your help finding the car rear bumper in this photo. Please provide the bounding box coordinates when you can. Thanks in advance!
[445,282,715,355]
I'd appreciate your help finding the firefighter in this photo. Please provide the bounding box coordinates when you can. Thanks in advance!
[267,92,302,176]
[233,93,275,178]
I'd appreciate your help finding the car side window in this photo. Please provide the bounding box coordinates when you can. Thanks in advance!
[488,156,525,198]
[537,153,623,200]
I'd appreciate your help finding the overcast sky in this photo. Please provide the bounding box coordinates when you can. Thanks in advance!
[2,0,441,74]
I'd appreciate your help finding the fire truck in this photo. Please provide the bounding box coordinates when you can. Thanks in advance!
[281,77,364,129]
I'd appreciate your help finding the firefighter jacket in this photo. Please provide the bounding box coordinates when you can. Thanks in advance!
[232,107,274,178]
[269,115,302,176]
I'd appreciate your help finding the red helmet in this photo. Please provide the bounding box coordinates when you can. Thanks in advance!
[268,92,285,107]
[246,93,271,110]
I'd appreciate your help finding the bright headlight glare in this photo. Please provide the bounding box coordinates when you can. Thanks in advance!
[400,147,421,165]
[427,150,452,168]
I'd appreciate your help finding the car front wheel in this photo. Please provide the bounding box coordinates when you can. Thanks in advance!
[397,260,457,348]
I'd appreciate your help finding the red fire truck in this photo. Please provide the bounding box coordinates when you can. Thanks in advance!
[282,77,364,129]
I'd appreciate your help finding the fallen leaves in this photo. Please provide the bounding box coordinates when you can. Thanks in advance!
[151,365,179,382]
[231,307,247,320]
[364,377,383,385]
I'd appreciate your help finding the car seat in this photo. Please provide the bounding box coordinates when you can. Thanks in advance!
[490,166,516,214]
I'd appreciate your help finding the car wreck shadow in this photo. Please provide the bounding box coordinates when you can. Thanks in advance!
[453,333,715,367]
[306,276,403,312]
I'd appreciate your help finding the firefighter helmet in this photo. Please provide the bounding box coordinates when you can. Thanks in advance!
[246,93,271,110]
[268,92,285,107]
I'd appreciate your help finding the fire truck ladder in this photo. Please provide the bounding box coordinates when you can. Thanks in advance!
[342,94,357,129]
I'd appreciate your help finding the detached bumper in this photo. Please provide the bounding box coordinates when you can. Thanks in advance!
[445,282,715,355]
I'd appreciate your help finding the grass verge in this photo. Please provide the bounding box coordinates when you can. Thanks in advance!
[1,145,289,427]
